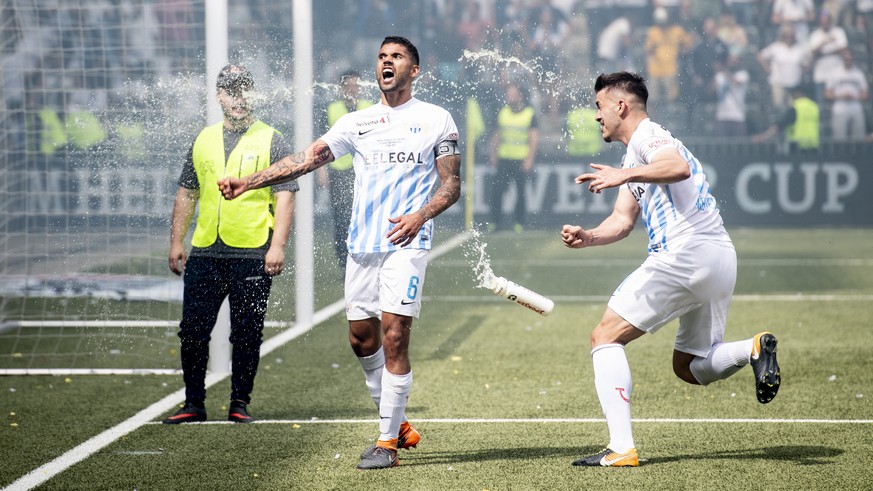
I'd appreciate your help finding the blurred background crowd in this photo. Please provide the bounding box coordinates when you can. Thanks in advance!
[2,0,872,175]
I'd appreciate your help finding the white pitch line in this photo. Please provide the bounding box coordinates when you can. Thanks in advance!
[426,294,873,303]
[1,230,473,491]
[140,417,873,425]
[437,258,873,267]
[0,368,182,376]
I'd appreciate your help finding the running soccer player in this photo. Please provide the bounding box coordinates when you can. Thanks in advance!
[219,36,461,470]
[560,72,781,467]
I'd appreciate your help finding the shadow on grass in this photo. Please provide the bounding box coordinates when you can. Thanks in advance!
[402,445,597,466]
[402,445,843,467]
[646,445,844,466]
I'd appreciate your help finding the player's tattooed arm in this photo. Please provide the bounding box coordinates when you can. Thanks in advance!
[221,140,335,200]
[418,153,461,222]
[248,140,335,188]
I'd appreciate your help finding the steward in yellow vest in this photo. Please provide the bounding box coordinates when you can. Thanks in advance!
[496,104,536,160]
[489,83,539,232]
[65,108,107,151]
[786,96,819,150]
[566,107,603,157]
[189,120,279,248]
[165,64,298,423]
[751,87,820,153]
[35,107,68,157]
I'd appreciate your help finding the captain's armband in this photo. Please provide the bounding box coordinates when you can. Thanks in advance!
[434,139,460,159]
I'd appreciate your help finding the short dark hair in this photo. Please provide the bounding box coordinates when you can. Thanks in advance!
[381,36,420,66]
[216,64,254,91]
[594,72,648,106]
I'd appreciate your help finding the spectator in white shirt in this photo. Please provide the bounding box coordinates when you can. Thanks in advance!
[757,25,808,107]
[714,54,750,137]
[807,10,848,104]
[825,49,869,140]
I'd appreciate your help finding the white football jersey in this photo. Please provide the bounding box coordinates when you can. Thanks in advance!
[320,97,459,253]
[622,118,729,253]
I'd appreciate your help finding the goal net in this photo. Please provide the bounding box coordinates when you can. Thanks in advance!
[0,0,307,375]
[1,0,481,375]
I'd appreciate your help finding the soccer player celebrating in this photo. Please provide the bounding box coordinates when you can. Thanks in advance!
[219,36,461,470]
[561,72,781,467]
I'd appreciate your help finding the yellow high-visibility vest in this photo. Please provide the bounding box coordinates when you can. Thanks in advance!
[787,97,819,150]
[497,105,535,160]
[191,121,277,249]
[65,109,107,150]
[38,108,67,156]
[566,107,602,157]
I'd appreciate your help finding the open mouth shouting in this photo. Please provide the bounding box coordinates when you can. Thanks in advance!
[380,65,396,87]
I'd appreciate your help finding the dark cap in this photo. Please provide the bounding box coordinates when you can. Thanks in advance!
[216,64,254,91]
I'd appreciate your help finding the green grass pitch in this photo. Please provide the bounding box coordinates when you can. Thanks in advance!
[1,228,872,490]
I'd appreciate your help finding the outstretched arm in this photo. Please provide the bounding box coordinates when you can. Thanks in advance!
[387,153,462,247]
[561,187,639,249]
[219,139,335,199]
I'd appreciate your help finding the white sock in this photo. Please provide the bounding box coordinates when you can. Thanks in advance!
[378,369,412,442]
[357,347,385,410]
[591,343,635,453]
[689,339,753,386]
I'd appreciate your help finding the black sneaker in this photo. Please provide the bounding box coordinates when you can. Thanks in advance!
[163,402,206,424]
[356,445,398,470]
[751,332,781,404]
[228,400,254,423]
[359,421,421,458]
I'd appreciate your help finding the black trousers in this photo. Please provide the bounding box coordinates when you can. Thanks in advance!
[490,158,528,229]
[179,256,272,404]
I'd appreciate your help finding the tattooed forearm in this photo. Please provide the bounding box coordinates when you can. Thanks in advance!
[313,143,333,165]
[418,154,461,222]
[244,140,335,189]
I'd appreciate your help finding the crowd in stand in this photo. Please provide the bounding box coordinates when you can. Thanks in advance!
[4,0,873,173]
[316,0,873,145]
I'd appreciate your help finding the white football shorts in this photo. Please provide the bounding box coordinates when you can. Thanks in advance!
[345,248,429,321]
[607,239,737,357]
